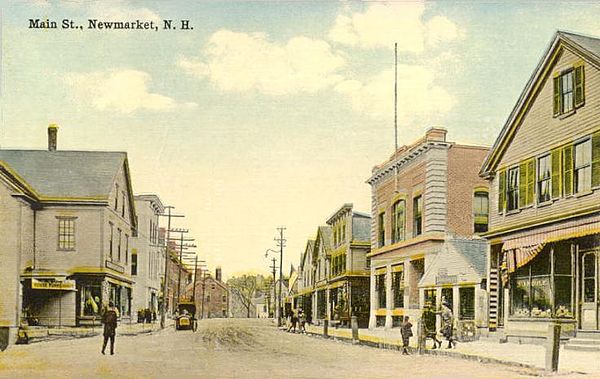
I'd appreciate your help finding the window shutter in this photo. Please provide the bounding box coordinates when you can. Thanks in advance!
[592,131,600,188]
[498,169,506,213]
[526,159,535,206]
[574,63,585,108]
[563,144,573,197]
[553,73,561,116]
[551,148,562,198]
[519,161,527,208]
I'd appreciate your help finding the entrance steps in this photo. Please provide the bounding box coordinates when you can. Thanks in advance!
[565,330,600,352]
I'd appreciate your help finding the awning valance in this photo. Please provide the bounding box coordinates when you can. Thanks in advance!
[391,264,404,273]
[500,216,600,283]
[374,267,387,275]
[329,281,346,290]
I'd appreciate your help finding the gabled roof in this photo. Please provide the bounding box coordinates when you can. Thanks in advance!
[480,31,600,177]
[301,239,315,269]
[313,225,332,260]
[0,149,137,229]
[0,150,126,199]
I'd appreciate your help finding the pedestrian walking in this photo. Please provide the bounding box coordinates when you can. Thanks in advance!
[422,302,441,349]
[400,316,413,355]
[289,308,298,333]
[441,300,456,349]
[101,301,119,355]
[298,308,306,334]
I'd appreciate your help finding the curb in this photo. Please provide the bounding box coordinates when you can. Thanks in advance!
[20,324,165,344]
[293,328,584,376]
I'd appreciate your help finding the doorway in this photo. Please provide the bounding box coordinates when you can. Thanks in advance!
[581,251,599,330]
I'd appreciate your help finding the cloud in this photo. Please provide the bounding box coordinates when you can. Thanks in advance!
[65,69,196,113]
[179,30,346,95]
[65,0,161,23]
[328,2,463,52]
[334,66,454,123]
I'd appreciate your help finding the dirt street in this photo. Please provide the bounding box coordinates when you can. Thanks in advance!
[0,319,584,378]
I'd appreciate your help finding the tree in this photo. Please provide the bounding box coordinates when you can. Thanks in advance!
[227,275,260,318]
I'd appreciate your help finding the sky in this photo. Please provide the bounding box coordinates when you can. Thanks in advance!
[1,1,600,279]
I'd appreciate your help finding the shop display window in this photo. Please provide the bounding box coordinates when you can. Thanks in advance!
[81,284,101,316]
[459,287,475,320]
[510,244,574,319]
[392,269,404,308]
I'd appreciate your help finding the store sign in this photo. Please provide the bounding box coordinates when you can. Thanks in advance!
[435,274,458,285]
[105,260,125,273]
[31,278,76,291]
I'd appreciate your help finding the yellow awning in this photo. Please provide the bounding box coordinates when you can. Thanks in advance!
[374,267,387,275]
[391,264,404,273]
[106,277,133,288]
[329,281,346,290]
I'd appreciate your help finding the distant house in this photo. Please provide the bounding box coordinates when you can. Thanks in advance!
[131,194,165,317]
[480,31,600,341]
[1,125,137,330]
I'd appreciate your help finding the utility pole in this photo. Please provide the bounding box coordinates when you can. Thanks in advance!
[159,206,184,329]
[269,257,277,318]
[201,269,208,319]
[274,226,286,327]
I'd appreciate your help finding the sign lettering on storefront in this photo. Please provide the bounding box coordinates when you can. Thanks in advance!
[31,278,76,290]
[105,260,125,273]
[435,274,458,285]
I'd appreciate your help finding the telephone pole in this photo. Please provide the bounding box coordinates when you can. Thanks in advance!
[269,257,277,318]
[159,206,184,329]
[274,226,286,327]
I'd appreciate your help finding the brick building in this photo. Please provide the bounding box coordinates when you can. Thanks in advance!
[188,267,228,319]
[367,128,490,336]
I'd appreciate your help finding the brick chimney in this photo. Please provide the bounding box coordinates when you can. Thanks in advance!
[425,127,447,142]
[215,267,222,282]
[48,124,58,151]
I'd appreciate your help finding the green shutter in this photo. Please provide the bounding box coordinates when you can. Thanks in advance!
[592,131,600,188]
[526,159,535,206]
[574,63,585,108]
[551,148,562,198]
[519,161,528,208]
[563,144,573,196]
[553,74,561,116]
[498,169,506,213]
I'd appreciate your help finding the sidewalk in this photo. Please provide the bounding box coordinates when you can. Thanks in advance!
[20,320,172,344]
[301,324,599,375]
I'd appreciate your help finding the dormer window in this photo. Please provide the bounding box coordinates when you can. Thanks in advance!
[553,63,584,116]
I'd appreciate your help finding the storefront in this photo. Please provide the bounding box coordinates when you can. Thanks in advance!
[74,274,133,325]
[21,276,77,327]
[492,217,600,341]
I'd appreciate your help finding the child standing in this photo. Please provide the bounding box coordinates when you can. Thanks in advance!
[400,316,413,355]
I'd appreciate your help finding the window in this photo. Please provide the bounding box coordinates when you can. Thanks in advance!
[131,251,138,276]
[117,228,122,261]
[473,191,489,233]
[375,273,386,309]
[57,218,75,250]
[121,193,126,217]
[125,234,129,264]
[392,266,404,308]
[510,245,574,319]
[537,155,551,203]
[554,64,585,116]
[114,184,119,210]
[506,167,519,211]
[413,195,422,237]
[391,200,406,243]
[459,287,475,320]
[561,70,574,114]
[222,295,227,303]
[424,288,436,309]
[378,212,385,247]
[574,139,591,193]
[81,285,101,316]
[109,222,114,259]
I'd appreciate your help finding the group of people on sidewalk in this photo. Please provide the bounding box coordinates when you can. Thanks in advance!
[401,297,457,355]
[286,307,307,333]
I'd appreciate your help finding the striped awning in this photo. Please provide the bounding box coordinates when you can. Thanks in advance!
[500,216,600,283]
